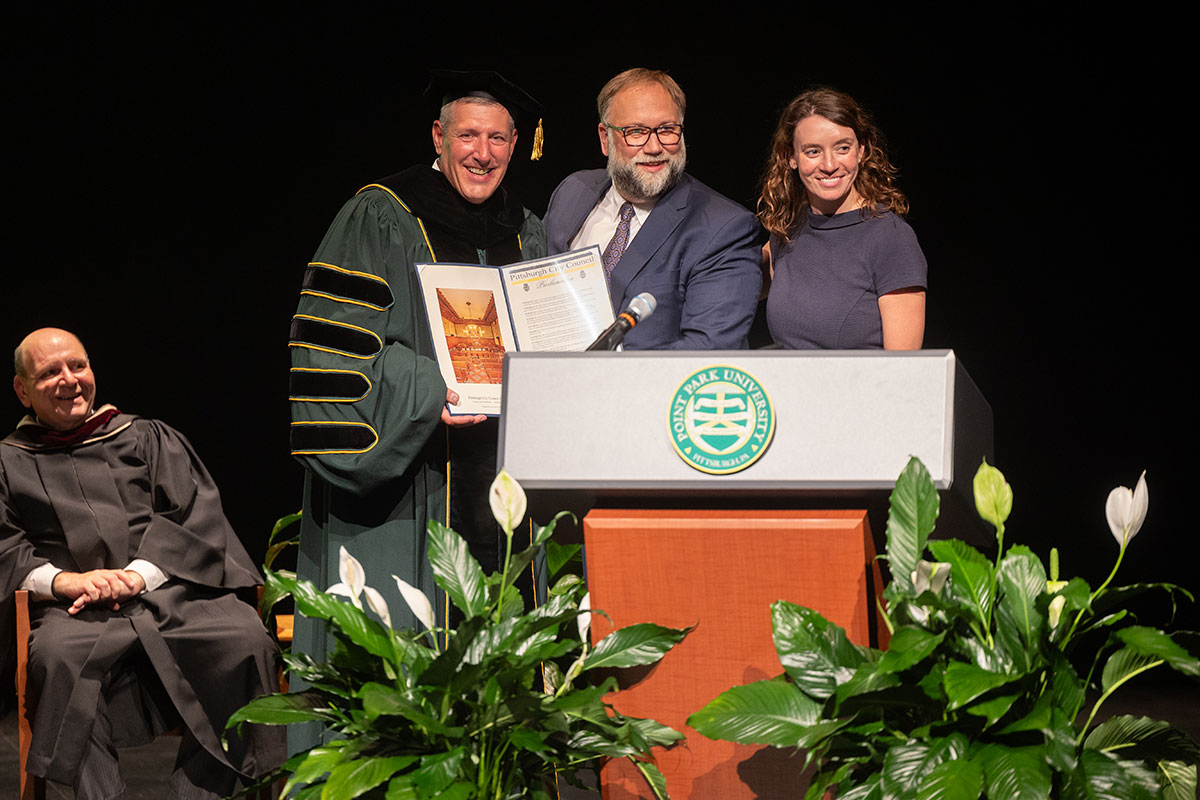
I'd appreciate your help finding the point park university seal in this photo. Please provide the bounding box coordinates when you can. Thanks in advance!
[668,365,775,475]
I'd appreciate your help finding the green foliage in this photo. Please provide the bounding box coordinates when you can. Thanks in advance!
[230,508,689,799]
[689,457,1200,798]
[258,510,301,619]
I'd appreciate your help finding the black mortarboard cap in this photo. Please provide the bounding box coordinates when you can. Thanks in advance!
[426,69,544,160]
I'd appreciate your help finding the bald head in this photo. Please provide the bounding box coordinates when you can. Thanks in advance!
[13,328,97,431]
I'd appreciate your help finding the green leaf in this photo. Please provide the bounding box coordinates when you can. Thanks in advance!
[546,539,583,582]
[975,743,1052,800]
[942,662,1019,710]
[409,748,466,797]
[1045,647,1086,722]
[427,521,487,618]
[875,626,944,675]
[1045,706,1081,773]
[269,509,303,542]
[258,574,293,620]
[687,678,826,747]
[1085,715,1200,764]
[264,510,302,571]
[839,773,883,800]
[533,509,575,547]
[627,716,685,748]
[430,783,474,800]
[418,616,486,688]
[280,744,348,797]
[973,459,1012,531]
[632,760,670,800]
[583,622,689,671]
[771,601,865,699]
[962,692,1020,728]
[1091,582,1195,622]
[1101,646,1161,694]
[915,757,983,800]
[993,687,1052,735]
[886,457,941,594]
[503,543,541,592]
[994,546,1047,670]
[1159,760,1198,800]
[1062,748,1138,800]
[881,735,968,799]
[509,726,552,755]
[323,756,419,800]
[357,683,463,737]
[224,692,340,728]
[1115,627,1200,678]
[835,659,903,706]
[272,570,394,659]
[927,539,994,630]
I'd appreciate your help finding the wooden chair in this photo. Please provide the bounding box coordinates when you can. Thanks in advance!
[14,590,42,800]
[13,590,294,800]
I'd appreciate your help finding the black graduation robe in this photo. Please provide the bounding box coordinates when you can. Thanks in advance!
[0,408,283,785]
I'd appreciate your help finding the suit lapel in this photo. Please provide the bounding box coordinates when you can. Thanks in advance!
[609,176,691,307]
[562,174,612,249]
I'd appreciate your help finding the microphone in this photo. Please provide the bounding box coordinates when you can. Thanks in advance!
[586,293,657,351]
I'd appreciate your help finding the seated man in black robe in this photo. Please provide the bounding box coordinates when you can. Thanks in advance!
[0,327,284,800]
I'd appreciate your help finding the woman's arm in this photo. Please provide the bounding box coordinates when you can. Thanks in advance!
[878,287,926,350]
[760,241,773,300]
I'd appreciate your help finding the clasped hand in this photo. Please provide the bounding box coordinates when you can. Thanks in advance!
[52,569,147,615]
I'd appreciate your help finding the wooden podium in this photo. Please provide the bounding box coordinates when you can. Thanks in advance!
[498,351,992,799]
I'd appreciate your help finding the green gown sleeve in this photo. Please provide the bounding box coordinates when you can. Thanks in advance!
[519,208,547,260]
[288,188,448,497]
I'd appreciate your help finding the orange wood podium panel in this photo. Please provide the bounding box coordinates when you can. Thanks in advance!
[584,508,888,800]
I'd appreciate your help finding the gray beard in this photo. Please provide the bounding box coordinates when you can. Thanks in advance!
[607,141,686,203]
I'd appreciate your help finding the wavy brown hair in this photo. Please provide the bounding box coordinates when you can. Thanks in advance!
[759,88,908,240]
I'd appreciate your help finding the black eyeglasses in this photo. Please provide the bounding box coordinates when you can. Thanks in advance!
[605,123,684,146]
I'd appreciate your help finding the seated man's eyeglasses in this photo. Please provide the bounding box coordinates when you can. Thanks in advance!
[606,123,684,146]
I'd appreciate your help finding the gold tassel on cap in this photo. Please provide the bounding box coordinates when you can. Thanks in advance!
[531,118,543,161]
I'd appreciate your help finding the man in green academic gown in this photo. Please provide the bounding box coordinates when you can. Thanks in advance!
[286,71,545,697]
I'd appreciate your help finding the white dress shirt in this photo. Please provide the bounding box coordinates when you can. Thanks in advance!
[569,184,658,253]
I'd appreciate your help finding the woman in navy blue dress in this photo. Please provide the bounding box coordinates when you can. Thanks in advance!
[760,89,927,350]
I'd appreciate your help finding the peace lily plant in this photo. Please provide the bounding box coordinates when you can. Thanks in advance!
[229,470,689,799]
[689,458,1199,799]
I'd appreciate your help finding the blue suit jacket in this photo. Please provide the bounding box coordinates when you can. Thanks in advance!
[543,170,763,350]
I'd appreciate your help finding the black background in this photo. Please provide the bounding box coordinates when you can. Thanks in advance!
[5,6,1192,626]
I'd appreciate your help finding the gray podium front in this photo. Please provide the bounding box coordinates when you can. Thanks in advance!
[497,349,993,799]
[499,349,992,510]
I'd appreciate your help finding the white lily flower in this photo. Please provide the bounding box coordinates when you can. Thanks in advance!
[327,546,367,609]
[363,585,392,629]
[393,575,435,631]
[489,469,527,533]
[1046,580,1069,628]
[1105,470,1148,548]
[325,582,361,609]
[577,592,592,642]
[1048,595,1066,628]
[911,561,951,596]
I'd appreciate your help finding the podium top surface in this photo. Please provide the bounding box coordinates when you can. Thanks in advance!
[497,349,992,494]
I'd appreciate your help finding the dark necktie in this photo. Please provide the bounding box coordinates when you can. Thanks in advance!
[601,202,636,283]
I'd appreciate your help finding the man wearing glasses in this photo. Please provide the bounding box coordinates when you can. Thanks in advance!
[544,68,762,349]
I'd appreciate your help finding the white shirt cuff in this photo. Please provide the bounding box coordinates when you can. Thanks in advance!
[125,559,168,592]
[19,564,63,602]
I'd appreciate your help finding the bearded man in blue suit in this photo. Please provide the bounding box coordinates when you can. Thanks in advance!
[544,68,763,349]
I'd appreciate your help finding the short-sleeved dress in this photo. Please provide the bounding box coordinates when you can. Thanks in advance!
[766,209,927,349]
